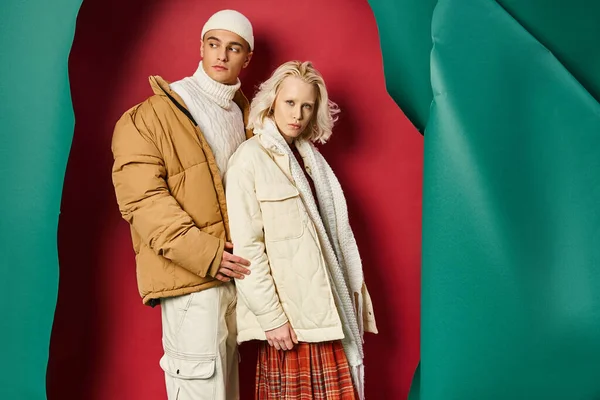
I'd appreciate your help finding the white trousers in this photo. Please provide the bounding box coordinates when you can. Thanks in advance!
[159,283,239,400]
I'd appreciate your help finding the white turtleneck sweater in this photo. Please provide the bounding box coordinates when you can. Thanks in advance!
[170,61,245,176]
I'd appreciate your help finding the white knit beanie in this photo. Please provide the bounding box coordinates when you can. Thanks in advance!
[201,10,254,50]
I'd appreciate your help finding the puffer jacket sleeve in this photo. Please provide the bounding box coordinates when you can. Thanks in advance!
[225,157,289,332]
[111,103,223,278]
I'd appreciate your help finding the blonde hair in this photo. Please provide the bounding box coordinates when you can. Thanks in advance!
[247,61,340,144]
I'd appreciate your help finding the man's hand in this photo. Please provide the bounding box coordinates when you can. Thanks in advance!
[214,242,251,282]
[265,322,298,351]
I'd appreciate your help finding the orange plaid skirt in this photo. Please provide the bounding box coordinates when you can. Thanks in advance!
[255,340,358,400]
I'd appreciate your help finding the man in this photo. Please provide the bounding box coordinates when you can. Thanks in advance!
[111,10,254,400]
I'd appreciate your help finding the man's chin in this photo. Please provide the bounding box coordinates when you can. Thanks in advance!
[207,71,236,85]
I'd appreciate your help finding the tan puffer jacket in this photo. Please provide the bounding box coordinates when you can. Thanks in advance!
[111,76,251,305]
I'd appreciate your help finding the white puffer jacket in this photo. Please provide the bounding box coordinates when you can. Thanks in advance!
[225,129,377,344]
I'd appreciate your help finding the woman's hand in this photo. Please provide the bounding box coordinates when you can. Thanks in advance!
[265,322,298,351]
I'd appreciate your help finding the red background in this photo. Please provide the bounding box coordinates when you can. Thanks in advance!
[47,0,422,398]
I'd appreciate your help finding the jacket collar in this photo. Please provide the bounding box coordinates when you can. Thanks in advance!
[255,117,309,156]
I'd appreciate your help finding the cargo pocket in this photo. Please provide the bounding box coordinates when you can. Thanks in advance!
[160,353,216,380]
[257,184,304,242]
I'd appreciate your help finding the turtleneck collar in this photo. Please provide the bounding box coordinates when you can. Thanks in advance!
[191,60,241,109]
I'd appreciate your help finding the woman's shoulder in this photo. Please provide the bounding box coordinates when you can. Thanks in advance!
[235,136,270,157]
[228,135,270,168]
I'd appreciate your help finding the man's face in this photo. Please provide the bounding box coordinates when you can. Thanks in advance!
[200,29,253,85]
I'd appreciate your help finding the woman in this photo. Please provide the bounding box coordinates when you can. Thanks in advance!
[225,61,377,400]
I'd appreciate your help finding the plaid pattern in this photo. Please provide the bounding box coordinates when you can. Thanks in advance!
[255,340,358,400]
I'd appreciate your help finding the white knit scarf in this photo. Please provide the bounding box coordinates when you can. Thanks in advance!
[256,119,367,399]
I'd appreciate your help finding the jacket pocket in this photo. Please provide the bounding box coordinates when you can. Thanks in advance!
[159,353,216,380]
[257,184,304,241]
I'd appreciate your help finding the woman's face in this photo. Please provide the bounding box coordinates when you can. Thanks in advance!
[272,77,317,144]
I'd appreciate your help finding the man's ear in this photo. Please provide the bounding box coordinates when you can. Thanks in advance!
[200,40,205,58]
[243,51,253,68]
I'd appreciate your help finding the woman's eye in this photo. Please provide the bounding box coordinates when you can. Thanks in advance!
[286,100,294,106]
